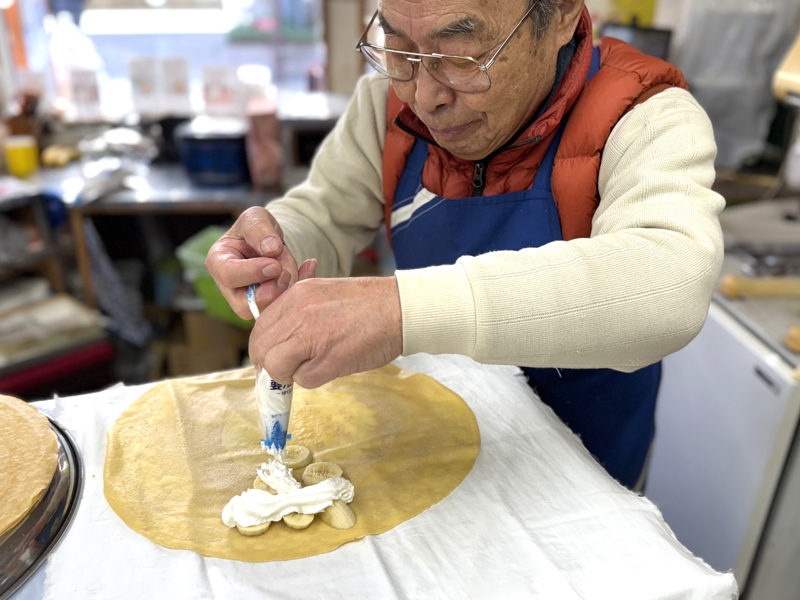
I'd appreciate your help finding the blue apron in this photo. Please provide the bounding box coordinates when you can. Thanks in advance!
[390,48,661,489]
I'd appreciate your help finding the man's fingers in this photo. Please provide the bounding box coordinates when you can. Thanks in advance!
[254,338,310,385]
[291,358,339,390]
[212,254,282,290]
[218,286,258,320]
[270,248,301,291]
[255,279,289,307]
[262,348,338,390]
[298,259,318,282]
[238,207,285,257]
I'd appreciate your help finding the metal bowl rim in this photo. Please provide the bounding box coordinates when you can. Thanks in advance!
[0,416,84,600]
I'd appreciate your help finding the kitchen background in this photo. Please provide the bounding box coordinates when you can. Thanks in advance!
[0,0,799,598]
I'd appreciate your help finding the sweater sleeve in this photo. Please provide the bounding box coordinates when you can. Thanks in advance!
[267,74,390,278]
[396,87,725,371]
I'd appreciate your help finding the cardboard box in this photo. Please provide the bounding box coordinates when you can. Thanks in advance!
[182,310,251,350]
[167,343,241,378]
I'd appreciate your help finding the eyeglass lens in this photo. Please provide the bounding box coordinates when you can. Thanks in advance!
[361,45,491,92]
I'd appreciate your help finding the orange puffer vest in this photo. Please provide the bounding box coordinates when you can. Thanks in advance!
[382,8,688,241]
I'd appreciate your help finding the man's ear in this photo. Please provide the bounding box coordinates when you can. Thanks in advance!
[553,0,584,47]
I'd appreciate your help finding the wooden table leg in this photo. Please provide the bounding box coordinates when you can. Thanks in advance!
[38,257,66,293]
[69,209,97,308]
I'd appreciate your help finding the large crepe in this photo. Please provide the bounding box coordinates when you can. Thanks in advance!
[104,365,480,561]
[0,394,58,537]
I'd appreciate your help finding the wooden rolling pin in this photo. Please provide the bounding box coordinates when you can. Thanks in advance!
[718,275,800,299]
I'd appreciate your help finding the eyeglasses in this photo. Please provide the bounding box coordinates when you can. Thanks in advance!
[355,3,537,93]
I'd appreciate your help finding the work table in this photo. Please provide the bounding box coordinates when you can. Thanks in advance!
[38,162,278,213]
[8,354,736,600]
[35,163,279,309]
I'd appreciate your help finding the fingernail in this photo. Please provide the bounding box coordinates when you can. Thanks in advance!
[260,236,282,255]
[277,270,291,290]
[262,264,280,278]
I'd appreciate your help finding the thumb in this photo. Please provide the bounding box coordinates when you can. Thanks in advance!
[298,258,318,281]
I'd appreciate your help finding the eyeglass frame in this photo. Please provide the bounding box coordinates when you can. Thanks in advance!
[354,2,539,92]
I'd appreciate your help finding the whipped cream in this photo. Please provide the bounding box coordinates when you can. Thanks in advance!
[256,459,302,494]
[221,477,355,528]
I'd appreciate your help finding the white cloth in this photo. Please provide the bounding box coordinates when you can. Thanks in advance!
[42,355,737,599]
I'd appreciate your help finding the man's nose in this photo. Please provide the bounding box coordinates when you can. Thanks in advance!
[413,61,454,112]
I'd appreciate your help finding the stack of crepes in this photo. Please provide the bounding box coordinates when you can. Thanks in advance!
[0,394,58,538]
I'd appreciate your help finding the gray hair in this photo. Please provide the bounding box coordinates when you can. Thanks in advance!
[528,0,559,37]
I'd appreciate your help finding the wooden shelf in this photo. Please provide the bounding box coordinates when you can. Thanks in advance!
[0,241,73,281]
[0,192,72,293]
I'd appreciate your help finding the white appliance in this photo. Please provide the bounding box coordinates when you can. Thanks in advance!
[646,300,800,592]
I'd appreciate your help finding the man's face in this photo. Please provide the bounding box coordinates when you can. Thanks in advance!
[382,0,563,161]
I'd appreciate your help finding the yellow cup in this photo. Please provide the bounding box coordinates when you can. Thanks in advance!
[4,135,39,178]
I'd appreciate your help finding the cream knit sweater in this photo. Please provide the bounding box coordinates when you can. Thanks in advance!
[268,73,725,372]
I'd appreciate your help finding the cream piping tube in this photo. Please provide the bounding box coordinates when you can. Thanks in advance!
[247,284,294,463]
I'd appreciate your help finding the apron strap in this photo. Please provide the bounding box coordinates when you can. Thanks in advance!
[393,138,429,211]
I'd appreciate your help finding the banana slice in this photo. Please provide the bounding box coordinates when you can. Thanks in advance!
[320,499,356,529]
[282,512,315,530]
[252,477,276,494]
[284,445,313,469]
[302,462,343,486]
[236,521,271,536]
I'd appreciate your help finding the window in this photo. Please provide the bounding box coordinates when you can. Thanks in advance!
[78,0,325,93]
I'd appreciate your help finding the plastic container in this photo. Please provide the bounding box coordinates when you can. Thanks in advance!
[4,136,40,178]
[175,117,250,187]
[176,226,253,329]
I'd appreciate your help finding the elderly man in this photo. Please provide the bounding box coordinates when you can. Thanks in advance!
[207,0,724,490]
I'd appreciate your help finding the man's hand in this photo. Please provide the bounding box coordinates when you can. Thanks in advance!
[206,207,316,318]
[249,276,403,389]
